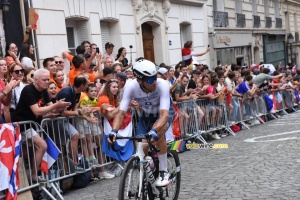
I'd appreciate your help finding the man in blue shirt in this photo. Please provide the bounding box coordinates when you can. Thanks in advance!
[236,75,257,118]
[57,74,89,171]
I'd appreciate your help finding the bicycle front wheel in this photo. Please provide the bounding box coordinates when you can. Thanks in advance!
[164,150,181,200]
[119,156,146,200]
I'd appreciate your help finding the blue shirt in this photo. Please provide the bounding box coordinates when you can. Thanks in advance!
[236,82,250,95]
[57,86,81,111]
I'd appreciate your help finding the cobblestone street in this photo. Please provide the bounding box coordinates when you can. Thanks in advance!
[64,112,300,200]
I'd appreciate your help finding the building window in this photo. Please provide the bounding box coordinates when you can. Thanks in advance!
[66,27,76,55]
[100,21,110,53]
[180,23,192,48]
[65,19,90,55]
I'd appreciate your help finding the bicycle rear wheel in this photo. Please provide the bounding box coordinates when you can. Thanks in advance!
[161,150,181,200]
[119,156,147,200]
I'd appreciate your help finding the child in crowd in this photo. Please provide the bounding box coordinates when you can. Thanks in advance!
[78,83,115,179]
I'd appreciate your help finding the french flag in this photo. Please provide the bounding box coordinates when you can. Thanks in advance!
[40,137,61,174]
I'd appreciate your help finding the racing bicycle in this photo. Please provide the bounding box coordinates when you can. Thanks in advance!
[113,135,181,200]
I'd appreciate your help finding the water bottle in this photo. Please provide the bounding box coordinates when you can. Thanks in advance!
[145,156,155,170]
[143,157,156,186]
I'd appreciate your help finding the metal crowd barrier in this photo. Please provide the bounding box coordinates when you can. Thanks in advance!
[1,115,122,200]
[40,115,117,199]
[173,89,299,140]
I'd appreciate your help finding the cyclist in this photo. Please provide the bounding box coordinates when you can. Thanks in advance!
[108,59,174,187]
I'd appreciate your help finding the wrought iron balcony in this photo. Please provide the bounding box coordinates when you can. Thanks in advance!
[275,18,282,28]
[236,13,245,28]
[265,17,272,28]
[213,11,228,27]
[253,15,260,28]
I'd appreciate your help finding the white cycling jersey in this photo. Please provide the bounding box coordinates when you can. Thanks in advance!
[120,78,171,114]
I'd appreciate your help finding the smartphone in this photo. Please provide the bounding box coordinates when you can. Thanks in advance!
[129,45,133,49]
[96,47,99,53]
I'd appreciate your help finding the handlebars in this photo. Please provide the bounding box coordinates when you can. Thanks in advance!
[109,135,160,153]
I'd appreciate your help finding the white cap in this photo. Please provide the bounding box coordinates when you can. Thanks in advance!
[158,68,168,74]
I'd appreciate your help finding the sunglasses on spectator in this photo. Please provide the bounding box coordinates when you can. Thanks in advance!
[55,61,63,64]
[13,69,24,74]
[145,75,157,84]
[30,74,34,78]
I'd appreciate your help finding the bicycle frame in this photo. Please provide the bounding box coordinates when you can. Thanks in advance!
[128,141,160,198]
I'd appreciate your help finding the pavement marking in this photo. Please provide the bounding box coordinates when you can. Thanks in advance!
[244,130,300,143]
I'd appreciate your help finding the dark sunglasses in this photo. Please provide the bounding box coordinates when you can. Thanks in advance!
[30,74,34,78]
[55,61,63,64]
[13,69,24,74]
[145,75,157,84]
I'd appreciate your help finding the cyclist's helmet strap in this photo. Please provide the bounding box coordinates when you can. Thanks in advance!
[132,59,157,79]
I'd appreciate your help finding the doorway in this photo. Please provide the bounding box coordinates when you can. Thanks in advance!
[142,23,155,62]
[236,57,244,66]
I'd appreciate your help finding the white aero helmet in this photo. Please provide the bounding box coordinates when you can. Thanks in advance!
[132,59,157,79]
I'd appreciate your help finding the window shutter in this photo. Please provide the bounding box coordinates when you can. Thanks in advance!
[76,21,90,44]
[100,21,110,53]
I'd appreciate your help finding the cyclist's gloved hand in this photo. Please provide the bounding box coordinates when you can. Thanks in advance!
[108,129,117,144]
[148,128,159,142]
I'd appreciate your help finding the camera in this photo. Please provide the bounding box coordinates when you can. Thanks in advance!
[96,47,99,53]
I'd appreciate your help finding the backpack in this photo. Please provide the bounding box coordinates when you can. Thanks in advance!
[72,159,91,188]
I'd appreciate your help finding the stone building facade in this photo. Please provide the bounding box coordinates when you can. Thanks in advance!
[17,0,210,68]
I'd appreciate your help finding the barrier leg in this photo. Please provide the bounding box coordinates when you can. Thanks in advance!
[50,182,64,200]
[40,185,57,200]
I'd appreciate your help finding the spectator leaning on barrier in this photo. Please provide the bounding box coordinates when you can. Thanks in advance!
[236,75,257,119]
[12,69,71,182]
[77,83,115,179]
[224,71,239,123]
[252,68,283,88]
[56,74,89,172]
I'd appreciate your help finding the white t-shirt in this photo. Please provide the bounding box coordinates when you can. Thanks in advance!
[11,82,26,109]
[21,57,34,68]
[120,78,171,114]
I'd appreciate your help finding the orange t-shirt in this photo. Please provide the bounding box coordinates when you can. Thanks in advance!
[69,70,81,86]
[56,85,63,93]
[5,56,15,68]
[67,54,75,71]
[88,73,95,84]
[97,95,116,113]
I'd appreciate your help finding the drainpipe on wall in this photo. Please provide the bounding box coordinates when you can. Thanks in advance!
[29,0,40,68]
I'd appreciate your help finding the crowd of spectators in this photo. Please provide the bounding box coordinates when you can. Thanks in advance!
[1,29,298,185]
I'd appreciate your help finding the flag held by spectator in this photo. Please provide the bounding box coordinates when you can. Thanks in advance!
[0,123,21,200]
[40,137,61,174]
